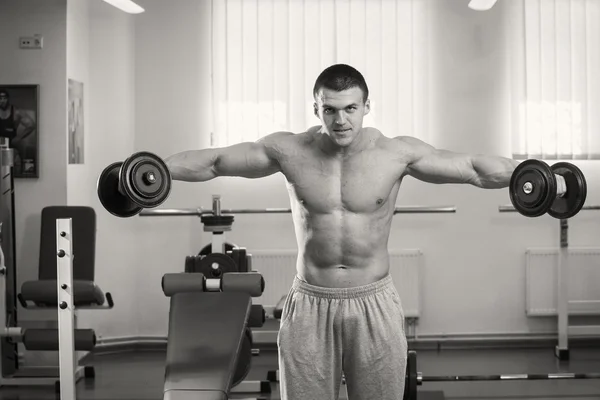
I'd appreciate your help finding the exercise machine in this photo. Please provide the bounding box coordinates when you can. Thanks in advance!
[97,152,270,399]
[141,194,269,395]
[0,139,113,399]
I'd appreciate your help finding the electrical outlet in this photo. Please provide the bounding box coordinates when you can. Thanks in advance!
[19,35,43,49]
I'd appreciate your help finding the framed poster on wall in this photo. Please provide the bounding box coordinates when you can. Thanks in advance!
[0,84,39,178]
[68,79,84,165]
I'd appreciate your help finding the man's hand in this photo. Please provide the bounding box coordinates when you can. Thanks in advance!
[398,136,519,188]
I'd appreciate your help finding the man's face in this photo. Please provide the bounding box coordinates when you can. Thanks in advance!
[0,94,8,110]
[313,86,370,148]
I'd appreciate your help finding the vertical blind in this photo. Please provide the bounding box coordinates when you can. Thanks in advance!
[210,0,430,147]
[211,0,600,159]
[512,0,600,159]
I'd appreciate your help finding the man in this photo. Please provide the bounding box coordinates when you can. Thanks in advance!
[0,89,36,173]
[164,64,519,400]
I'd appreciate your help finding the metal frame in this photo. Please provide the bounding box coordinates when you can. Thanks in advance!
[140,205,457,217]
[499,205,600,359]
[56,218,76,400]
[0,141,85,396]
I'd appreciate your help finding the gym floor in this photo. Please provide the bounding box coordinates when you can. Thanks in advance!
[0,347,598,399]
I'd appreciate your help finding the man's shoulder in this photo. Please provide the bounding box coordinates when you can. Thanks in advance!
[376,133,428,152]
[257,130,311,161]
[261,128,318,147]
[260,130,304,147]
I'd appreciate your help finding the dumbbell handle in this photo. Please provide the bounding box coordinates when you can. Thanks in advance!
[555,174,566,197]
[520,174,566,198]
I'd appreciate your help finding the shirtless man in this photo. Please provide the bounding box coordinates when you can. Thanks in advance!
[0,89,36,149]
[0,89,36,174]
[163,64,519,400]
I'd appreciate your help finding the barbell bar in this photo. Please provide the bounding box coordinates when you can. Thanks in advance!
[405,351,600,400]
[139,205,457,217]
[417,372,600,383]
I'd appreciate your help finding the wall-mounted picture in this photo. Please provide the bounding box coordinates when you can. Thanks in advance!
[0,85,39,178]
[68,79,84,165]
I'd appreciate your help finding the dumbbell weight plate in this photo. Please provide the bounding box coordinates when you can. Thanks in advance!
[405,351,418,400]
[119,152,172,208]
[199,242,236,256]
[548,162,587,219]
[184,256,196,273]
[509,159,556,217]
[97,162,142,218]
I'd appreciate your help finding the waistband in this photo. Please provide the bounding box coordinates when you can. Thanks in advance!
[291,274,394,299]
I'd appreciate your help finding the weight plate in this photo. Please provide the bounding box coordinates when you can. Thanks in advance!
[199,242,236,256]
[97,162,142,218]
[184,256,196,273]
[405,350,418,400]
[197,253,238,278]
[548,162,587,219]
[509,159,556,217]
[119,152,172,208]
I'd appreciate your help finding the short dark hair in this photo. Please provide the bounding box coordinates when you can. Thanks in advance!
[313,64,369,103]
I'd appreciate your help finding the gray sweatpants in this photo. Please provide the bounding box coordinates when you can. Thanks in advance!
[277,274,408,400]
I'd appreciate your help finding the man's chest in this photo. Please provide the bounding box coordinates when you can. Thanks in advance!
[280,149,406,213]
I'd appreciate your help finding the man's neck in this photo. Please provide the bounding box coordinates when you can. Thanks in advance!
[318,127,369,157]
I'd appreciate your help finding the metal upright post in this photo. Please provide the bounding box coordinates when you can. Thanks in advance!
[56,218,76,400]
[0,138,17,378]
[555,218,569,360]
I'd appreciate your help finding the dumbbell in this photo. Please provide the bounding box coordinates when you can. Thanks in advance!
[97,152,171,218]
[509,160,587,219]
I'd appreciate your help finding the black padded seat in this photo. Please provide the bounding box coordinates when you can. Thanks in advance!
[18,206,110,309]
[20,279,105,307]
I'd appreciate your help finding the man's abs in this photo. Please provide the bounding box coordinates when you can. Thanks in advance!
[294,211,394,288]
[276,128,407,288]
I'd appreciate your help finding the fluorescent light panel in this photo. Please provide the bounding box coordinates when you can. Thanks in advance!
[468,0,498,11]
[102,0,145,14]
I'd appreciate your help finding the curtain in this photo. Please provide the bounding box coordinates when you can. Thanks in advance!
[511,0,600,160]
[210,0,430,147]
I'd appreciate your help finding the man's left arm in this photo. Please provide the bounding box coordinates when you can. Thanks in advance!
[399,136,520,189]
[14,110,36,142]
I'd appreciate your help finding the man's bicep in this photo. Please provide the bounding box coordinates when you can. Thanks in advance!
[15,110,35,128]
[214,139,280,178]
[400,137,475,184]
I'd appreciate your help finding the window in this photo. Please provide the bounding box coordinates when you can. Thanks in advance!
[511,0,600,159]
[210,0,430,147]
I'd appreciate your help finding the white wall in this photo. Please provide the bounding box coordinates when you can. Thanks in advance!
[132,0,297,336]
[0,0,68,325]
[130,0,600,340]
[66,0,140,340]
[4,0,600,344]
[404,0,600,337]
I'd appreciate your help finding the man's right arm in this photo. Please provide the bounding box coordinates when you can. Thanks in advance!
[164,131,290,182]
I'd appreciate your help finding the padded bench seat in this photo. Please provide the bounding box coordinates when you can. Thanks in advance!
[20,279,106,307]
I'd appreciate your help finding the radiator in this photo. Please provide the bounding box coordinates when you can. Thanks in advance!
[526,247,600,316]
[250,249,422,318]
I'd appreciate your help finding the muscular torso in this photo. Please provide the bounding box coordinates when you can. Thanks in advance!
[277,127,408,288]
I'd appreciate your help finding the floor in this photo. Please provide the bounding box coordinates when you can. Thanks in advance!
[0,347,599,399]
